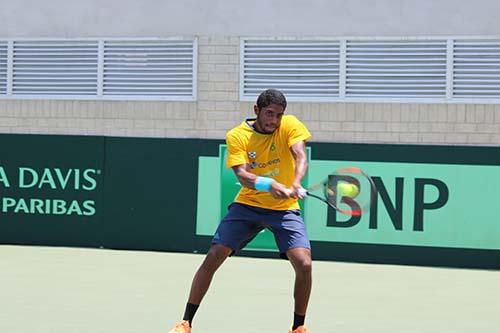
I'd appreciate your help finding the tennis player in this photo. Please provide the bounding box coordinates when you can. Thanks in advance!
[169,89,312,333]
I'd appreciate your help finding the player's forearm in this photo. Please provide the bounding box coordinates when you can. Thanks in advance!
[290,141,308,187]
[293,157,308,187]
[233,165,288,194]
[232,165,265,189]
[236,169,259,189]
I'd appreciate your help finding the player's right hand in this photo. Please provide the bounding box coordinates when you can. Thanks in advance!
[269,181,293,199]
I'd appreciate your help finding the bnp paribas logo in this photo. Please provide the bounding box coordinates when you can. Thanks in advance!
[0,166,101,216]
[270,143,276,151]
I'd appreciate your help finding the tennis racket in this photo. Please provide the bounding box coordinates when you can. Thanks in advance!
[299,166,376,216]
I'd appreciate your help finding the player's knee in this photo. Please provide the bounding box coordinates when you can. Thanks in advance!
[293,257,312,275]
[301,259,312,274]
[202,244,231,270]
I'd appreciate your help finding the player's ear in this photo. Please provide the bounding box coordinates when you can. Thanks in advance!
[254,105,260,116]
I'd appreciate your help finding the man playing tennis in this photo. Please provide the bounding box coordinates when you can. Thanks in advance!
[169,89,312,333]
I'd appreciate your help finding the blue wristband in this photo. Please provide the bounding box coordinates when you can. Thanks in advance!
[254,176,274,192]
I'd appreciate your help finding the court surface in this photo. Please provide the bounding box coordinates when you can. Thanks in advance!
[1,245,499,333]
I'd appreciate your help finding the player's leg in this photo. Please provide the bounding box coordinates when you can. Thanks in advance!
[187,202,264,314]
[267,209,312,332]
[169,203,264,332]
[187,243,232,305]
[169,244,232,333]
[286,247,312,327]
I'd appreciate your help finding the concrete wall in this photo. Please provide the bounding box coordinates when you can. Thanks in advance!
[1,0,499,37]
[1,36,499,145]
[1,1,499,145]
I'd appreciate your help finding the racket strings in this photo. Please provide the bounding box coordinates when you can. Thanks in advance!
[304,167,377,217]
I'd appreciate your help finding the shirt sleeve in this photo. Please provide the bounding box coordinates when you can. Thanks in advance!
[286,115,312,147]
[225,131,249,168]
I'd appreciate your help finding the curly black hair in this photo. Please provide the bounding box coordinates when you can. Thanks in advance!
[256,89,287,110]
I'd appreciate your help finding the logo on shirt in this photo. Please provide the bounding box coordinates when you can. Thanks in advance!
[262,168,280,178]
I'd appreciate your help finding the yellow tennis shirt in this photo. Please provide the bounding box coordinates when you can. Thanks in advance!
[225,115,311,211]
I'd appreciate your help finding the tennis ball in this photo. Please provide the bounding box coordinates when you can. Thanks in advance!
[337,183,359,198]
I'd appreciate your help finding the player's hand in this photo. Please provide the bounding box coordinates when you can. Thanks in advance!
[269,181,293,199]
[290,182,307,199]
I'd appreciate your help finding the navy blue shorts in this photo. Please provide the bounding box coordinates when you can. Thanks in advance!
[212,203,311,258]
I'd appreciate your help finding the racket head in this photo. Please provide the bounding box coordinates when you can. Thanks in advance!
[309,166,376,217]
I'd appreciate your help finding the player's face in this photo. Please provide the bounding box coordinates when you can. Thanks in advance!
[253,103,284,134]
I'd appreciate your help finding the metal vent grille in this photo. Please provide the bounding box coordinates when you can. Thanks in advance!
[242,40,340,98]
[346,40,448,97]
[0,42,7,95]
[102,40,195,97]
[12,40,98,95]
[453,39,500,98]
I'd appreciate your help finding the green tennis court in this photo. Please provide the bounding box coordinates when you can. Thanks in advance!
[1,245,499,333]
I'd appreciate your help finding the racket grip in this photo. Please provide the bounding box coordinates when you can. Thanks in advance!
[298,188,308,197]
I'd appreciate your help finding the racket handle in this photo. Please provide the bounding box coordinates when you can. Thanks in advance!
[298,188,308,197]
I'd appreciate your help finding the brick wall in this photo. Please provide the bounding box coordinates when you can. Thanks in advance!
[0,36,499,146]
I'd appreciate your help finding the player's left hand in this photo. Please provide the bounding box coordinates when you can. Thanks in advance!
[291,182,306,199]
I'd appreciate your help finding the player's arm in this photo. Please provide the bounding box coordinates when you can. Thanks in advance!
[232,164,292,199]
[290,140,308,198]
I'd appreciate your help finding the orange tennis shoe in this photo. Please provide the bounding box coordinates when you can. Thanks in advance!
[168,320,191,333]
[289,326,308,333]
